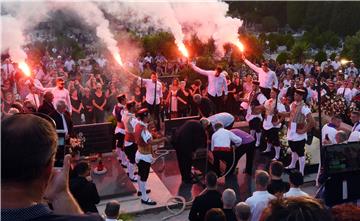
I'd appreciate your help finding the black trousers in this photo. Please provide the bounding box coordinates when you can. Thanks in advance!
[249,117,262,132]
[146,102,160,131]
[93,109,104,123]
[236,141,255,175]
[288,140,306,157]
[175,148,193,181]
[124,143,137,164]
[138,160,151,182]
[208,94,223,113]
[263,128,280,146]
[260,87,271,99]
[84,111,93,124]
[213,150,234,176]
[114,132,125,149]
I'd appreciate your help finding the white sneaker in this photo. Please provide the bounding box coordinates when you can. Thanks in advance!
[261,149,271,154]
[255,141,260,147]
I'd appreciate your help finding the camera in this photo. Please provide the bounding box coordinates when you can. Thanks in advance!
[54,130,68,168]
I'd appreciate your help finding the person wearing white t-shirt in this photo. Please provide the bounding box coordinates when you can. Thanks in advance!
[284,170,309,198]
[280,89,315,175]
[350,111,360,132]
[346,62,358,78]
[245,170,275,221]
[260,88,286,160]
[241,81,267,147]
[25,84,40,109]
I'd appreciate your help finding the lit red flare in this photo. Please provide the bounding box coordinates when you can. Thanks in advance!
[114,52,123,67]
[235,40,245,53]
[178,43,189,58]
[340,59,351,65]
[19,62,31,77]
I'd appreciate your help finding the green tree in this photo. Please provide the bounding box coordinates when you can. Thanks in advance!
[291,41,309,62]
[314,50,327,63]
[287,2,307,30]
[261,16,279,32]
[342,31,360,65]
[276,52,291,65]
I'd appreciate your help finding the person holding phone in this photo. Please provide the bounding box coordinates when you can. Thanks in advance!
[2,114,102,220]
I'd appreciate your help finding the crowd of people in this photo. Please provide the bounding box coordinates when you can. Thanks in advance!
[2,40,360,221]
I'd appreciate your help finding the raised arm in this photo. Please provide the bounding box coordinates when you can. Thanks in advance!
[190,63,213,76]
[243,59,263,74]
[230,131,242,147]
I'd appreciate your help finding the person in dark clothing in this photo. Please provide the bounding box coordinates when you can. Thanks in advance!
[2,114,102,221]
[189,172,223,221]
[92,83,107,123]
[49,99,74,136]
[173,120,207,183]
[222,189,237,221]
[82,87,94,124]
[70,89,83,125]
[193,94,215,117]
[70,162,100,213]
[38,91,55,115]
[267,161,290,195]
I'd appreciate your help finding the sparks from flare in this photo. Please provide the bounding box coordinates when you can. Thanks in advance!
[340,59,352,65]
[113,52,123,66]
[19,62,31,77]
[235,40,245,53]
[178,43,189,58]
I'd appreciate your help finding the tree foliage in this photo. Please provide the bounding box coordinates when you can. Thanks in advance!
[276,52,291,65]
[291,41,309,62]
[342,31,360,66]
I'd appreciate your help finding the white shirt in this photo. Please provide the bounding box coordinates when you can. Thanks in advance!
[284,187,309,197]
[25,93,40,108]
[331,61,341,70]
[285,63,298,75]
[348,131,360,142]
[59,112,69,135]
[337,87,353,105]
[283,79,292,88]
[144,55,153,64]
[124,113,138,146]
[139,77,163,105]
[208,112,235,129]
[287,102,311,141]
[322,124,338,145]
[211,128,242,151]
[33,81,72,113]
[191,63,228,97]
[245,93,267,121]
[346,67,358,77]
[244,59,278,89]
[64,59,75,72]
[135,121,153,164]
[263,99,286,130]
[113,104,126,134]
[352,121,360,132]
[245,191,275,221]
[96,57,107,68]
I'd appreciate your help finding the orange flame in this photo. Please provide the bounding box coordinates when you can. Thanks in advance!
[19,62,31,77]
[235,40,245,53]
[178,43,189,58]
[114,52,123,66]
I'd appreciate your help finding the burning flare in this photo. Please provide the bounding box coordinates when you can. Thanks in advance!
[113,52,123,66]
[178,43,189,58]
[340,59,352,65]
[19,62,31,77]
[235,40,245,53]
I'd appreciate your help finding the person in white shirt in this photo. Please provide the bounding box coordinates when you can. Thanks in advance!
[331,56,341,71]
[285,59,298,75]
[348,131,360,142]
[134,108,167,206]
[144,52,153,64]
[112,94,128,169]
[64,56,75,72]
[104,200,122,221]
[280,89,315,175]
[1,58,15,83]
[284,170,309,198]
[207,112,235,130]
[211,122,242,177]
[123,101,139,183]
[32,77,72,114]
[190,62,228,113]
[346,62,358,78]
[350,111,360,132]
[337,81,353,105]
[245,170,275,221]
[242,55,278,99]
[260,88,286,160]
[322,115,342,146]
[138,72,163,131]
[241,81,267,147]
[25,84,40,109]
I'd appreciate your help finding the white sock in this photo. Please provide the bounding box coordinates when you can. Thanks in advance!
[250,130,255,138]
[128,163,135,179]
[256,132,261,144]
[288,152,298,168]
[139,181,149,201]
[299,156,306,175]
[264,143,272,152]
[274,146,281,159]
[120,151,128,165]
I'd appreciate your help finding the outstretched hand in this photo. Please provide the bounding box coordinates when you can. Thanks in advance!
[241,54,246,60]
[44,154,72,202]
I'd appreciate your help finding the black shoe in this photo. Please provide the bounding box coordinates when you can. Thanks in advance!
[129,177,137,182]
[137,189,151,196]
[182,178,198,184]
[121,164,127,168]
[141,198,157,206]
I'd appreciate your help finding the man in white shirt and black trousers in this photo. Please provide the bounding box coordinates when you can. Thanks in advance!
[138,72,163,131]
[242,55,278,99]
[211,122,242,177]
[280,89,315,175]
[190,62,228,113]
[350,110,360,132]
